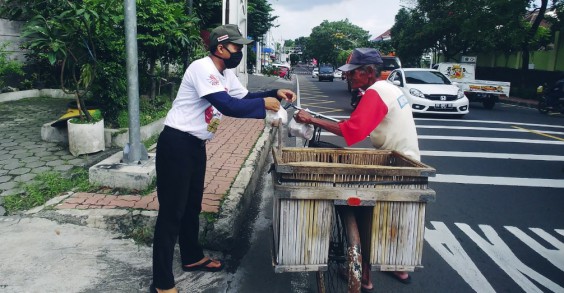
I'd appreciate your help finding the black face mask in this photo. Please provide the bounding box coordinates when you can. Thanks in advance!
[215,47,243,69]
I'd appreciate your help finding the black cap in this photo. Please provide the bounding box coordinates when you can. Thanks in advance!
[209,24,253,49]
[338,48,383,72]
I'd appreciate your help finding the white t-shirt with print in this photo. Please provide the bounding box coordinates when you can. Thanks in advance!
[164,56,248,140]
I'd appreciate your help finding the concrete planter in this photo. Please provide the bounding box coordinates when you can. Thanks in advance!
[67,118,105,156]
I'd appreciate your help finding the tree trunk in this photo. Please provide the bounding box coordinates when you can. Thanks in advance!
[521,0,548,71]
[149,58,157,100]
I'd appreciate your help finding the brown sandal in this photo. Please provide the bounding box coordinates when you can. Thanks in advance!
[182,258,224,272]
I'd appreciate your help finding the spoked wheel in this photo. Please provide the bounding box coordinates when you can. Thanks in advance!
[538,99,549,114]
[317,207,362,293]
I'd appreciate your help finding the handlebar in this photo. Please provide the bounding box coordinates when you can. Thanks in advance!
[282,101,340,122]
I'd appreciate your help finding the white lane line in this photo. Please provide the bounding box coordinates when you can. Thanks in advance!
[317,132,564,145]
[415,118,564,129]
[416,125,564,136]
[418,135,564,145]
[431,174,564,188]
[421,150,564,161]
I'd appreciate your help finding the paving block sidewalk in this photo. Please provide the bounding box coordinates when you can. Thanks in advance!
[46,74,292,250]
[53,117,265,213]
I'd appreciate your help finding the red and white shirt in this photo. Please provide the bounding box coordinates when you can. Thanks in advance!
[338,80,421,161]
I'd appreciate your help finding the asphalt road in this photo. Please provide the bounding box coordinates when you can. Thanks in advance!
[226,72,564,293]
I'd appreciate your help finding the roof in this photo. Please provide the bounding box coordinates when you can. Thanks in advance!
[525,8,557,28]
[372,29,392,42]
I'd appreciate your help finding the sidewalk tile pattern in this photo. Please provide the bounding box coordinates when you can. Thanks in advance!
[55,117,265,213]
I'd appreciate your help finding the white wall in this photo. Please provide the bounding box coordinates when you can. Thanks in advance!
[0,19,26,61]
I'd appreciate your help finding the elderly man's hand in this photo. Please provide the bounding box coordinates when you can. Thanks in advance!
[294,109,313,124]
[277,89,297,103]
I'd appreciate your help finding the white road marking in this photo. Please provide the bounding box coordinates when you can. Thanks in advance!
[317,131,564,145]
[415,118,564,130]
[457,223,564,293]
[416,125,564,136]
[430,174,564,188]
[424,222,495,293]
[418,135,564,145]
[505,227,564,271]
[420,150,564,161]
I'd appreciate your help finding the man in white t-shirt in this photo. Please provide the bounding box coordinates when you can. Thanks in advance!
[294,48,418,292]
[151,24,296,293]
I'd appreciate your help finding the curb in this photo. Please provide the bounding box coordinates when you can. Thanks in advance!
[203,125,277,250]
[499,97,538,109]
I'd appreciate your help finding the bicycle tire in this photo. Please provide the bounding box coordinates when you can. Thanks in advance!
[538,100,549,114]
[317,208,362,293]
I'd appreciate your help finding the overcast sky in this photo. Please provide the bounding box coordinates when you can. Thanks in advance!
[266,0,403,42]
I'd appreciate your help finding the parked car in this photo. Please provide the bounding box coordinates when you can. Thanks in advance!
[333,70,342,79]
[387,68,469,117]
[311,68,319,78]
[318,66,334,82]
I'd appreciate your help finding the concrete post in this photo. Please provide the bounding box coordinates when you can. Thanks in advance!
[123,0,148,164]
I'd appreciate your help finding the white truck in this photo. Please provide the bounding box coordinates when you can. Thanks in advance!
[436,62,511,109]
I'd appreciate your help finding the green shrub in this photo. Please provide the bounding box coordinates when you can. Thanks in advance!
[0,43,24,89]
[116,95,172,128]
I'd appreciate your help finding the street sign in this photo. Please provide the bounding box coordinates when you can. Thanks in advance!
[461,56,477,63]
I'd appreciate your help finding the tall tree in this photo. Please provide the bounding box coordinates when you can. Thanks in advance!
[390,8,428,66]
[247,0,278,42]
[391,0,551,67]
[136,0,199,99]
[307,19,371,66]
[522,0,549,71]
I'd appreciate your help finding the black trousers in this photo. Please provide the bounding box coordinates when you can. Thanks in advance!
[152,126,207,289]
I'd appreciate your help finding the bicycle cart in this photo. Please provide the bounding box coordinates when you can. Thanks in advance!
[270,123,436,293]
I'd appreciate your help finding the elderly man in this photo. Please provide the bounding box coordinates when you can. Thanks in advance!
[294,47,417,292]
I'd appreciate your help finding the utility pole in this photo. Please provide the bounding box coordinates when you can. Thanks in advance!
[123,0,148,164]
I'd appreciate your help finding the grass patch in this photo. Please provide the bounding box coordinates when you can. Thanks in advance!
[3,168,93,215]
[201,211,218,224]
[127,225,154,246]
[143,134,159,150]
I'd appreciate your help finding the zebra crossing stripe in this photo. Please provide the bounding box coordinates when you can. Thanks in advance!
[430,174,564,188]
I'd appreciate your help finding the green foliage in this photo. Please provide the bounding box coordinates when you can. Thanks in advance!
[336,49,352,67]
[307,19,371,66]
[260,65,280,77]
[201,211,218,224]
[68,109,103,124]
[0,43,24,88]
[192,0,223,29]
[391,0,551,66]
[116,95,172,128]
[3,168,92,215]
[248,0,278,42]
[127,225,154,246]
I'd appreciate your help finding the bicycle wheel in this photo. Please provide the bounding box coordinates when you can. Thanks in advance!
[317,207,362,293]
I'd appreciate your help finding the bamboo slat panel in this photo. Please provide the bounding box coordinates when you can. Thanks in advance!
[369,201,426,271]
[272,148,436,191]
[274,199,333,269]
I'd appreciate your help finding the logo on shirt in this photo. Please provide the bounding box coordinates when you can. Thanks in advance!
[208,74,220,86]
[205,106,222,133]
[397,95,409,108]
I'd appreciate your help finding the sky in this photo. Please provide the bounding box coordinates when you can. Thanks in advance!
[265,0,404,42]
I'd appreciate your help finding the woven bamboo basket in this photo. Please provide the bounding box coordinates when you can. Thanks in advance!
[271,147,436,273]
